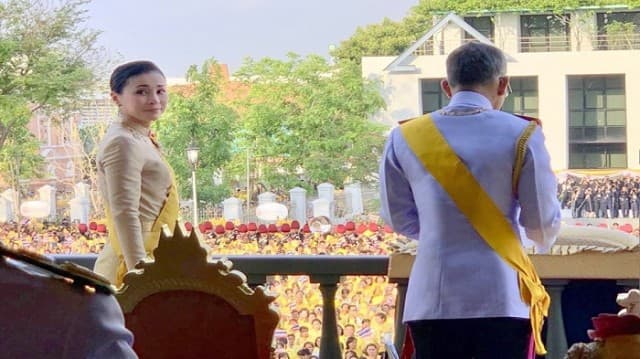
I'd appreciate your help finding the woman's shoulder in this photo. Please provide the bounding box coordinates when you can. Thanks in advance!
[96,124,147,164]
[100,123,147,150]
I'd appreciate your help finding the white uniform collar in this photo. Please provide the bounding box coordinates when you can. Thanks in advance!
[446,91,493,111]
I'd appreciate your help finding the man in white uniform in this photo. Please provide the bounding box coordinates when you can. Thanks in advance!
[379,42,561,358]
[0,245,138,358]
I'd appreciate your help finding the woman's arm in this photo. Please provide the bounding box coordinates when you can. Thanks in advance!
[100,136,146,270]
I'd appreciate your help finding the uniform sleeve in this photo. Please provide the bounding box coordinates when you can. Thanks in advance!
[100,136,146,270]
[64,294,138,359]
[517,127,562,253]
[379,130,420,239]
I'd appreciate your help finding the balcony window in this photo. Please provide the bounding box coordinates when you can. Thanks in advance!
[464,16,494,42]
[568,75,627,169]
[520,14,570,52]
[596,11,640,50]
[413,39,434,56]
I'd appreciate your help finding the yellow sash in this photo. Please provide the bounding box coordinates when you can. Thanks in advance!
[400,114,550,355]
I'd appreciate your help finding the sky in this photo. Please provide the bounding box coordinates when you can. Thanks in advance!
[85,0,418,79]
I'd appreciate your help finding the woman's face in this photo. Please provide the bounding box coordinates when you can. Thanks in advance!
[112,71,167,127]
[347,339,357,349]
[366,345,378,357]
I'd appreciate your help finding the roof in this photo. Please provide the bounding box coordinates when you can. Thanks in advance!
[385,13,499,73]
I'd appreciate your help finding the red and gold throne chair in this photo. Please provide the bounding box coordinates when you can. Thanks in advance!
[116,222,279,359]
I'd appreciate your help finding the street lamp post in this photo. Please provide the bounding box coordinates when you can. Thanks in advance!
[186,139,200,228]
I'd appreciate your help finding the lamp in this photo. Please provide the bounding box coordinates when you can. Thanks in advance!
[186,140,200,168]
[186,139,199,228]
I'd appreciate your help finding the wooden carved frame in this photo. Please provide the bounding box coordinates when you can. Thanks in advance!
[116,221,279,356]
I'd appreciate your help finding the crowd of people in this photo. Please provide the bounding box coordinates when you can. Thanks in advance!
[4,173,640,358]
[558,173,640,219]
[1,219,400,359]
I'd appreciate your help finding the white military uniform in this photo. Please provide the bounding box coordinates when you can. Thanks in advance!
[380,91,561,323]
[94,120,172,283]
[0,255,137,358]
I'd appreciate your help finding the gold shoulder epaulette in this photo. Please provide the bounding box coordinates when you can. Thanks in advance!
[398,115,423,125]
[58,261,115,294]
[514,114,542,127]
[0,244,115,295]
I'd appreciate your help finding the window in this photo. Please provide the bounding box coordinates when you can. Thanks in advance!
[568,75,627,169]
[520,14,570,52]
[413,39,435,56]
[47,163,57,178]
[420,79,448,114]
[66,160,75,178]
[595,11,640,50]
[464,16,494,41]
[501,76,538,118]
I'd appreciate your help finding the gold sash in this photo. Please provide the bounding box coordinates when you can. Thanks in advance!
[400,114,550,355]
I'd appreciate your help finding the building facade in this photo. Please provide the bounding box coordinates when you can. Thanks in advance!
[362,7,640,171]
[23,96,116,195]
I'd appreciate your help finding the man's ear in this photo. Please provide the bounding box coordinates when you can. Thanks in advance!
[441,79,452,98]
[498,76,510,96]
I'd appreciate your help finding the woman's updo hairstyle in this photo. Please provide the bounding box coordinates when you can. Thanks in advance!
[110,60,165,94]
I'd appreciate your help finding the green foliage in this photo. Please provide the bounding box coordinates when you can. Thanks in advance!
[0,0,102,187]
[78,123,106,158]
[603,20,638,48]
[334,0,640,61]
[155,58,238,204]
[605,19,638,32]
[0,0,99,105]
[233,53,387,192]
[0,97,44,190]
[411,0,639,14]
[332,18,417,64]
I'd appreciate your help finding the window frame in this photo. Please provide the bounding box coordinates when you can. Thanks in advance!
[567,75,627,169]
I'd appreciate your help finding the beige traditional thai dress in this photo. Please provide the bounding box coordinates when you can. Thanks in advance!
[94,120,178,286]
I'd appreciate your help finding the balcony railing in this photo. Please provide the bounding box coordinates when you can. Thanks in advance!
[593,33,640,50]
[50,254,632,359]
[520,35,571,53]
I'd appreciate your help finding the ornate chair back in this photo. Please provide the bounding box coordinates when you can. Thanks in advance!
[116,222,279,359]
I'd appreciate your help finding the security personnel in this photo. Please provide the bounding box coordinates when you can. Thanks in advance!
[0,244,137,358]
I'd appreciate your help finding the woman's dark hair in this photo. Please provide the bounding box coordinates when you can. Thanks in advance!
[110,60,165,94]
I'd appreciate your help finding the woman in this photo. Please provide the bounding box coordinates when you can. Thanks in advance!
[93,60,177,286]
[362,343,380,359]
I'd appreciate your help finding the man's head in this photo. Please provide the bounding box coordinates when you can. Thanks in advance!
[344,323,356,337]
[296,348,312,358]
[441,41,509,110]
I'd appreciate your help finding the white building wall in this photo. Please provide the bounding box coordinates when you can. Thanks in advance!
[363,13,640,171]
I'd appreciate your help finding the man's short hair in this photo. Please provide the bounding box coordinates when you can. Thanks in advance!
[446,41,507,88]
[297,348,312,355]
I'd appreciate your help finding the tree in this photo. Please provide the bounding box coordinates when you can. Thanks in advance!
[155,59,238,204]
[233,53,387,193]
[0,0,102,151]
[0,97,43,214]
[334,0,640,61]
[408,0,640,14]
[604,20,638,49]
[332,18,416,65]
[75,118,110,215]
[0,0,104,216]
